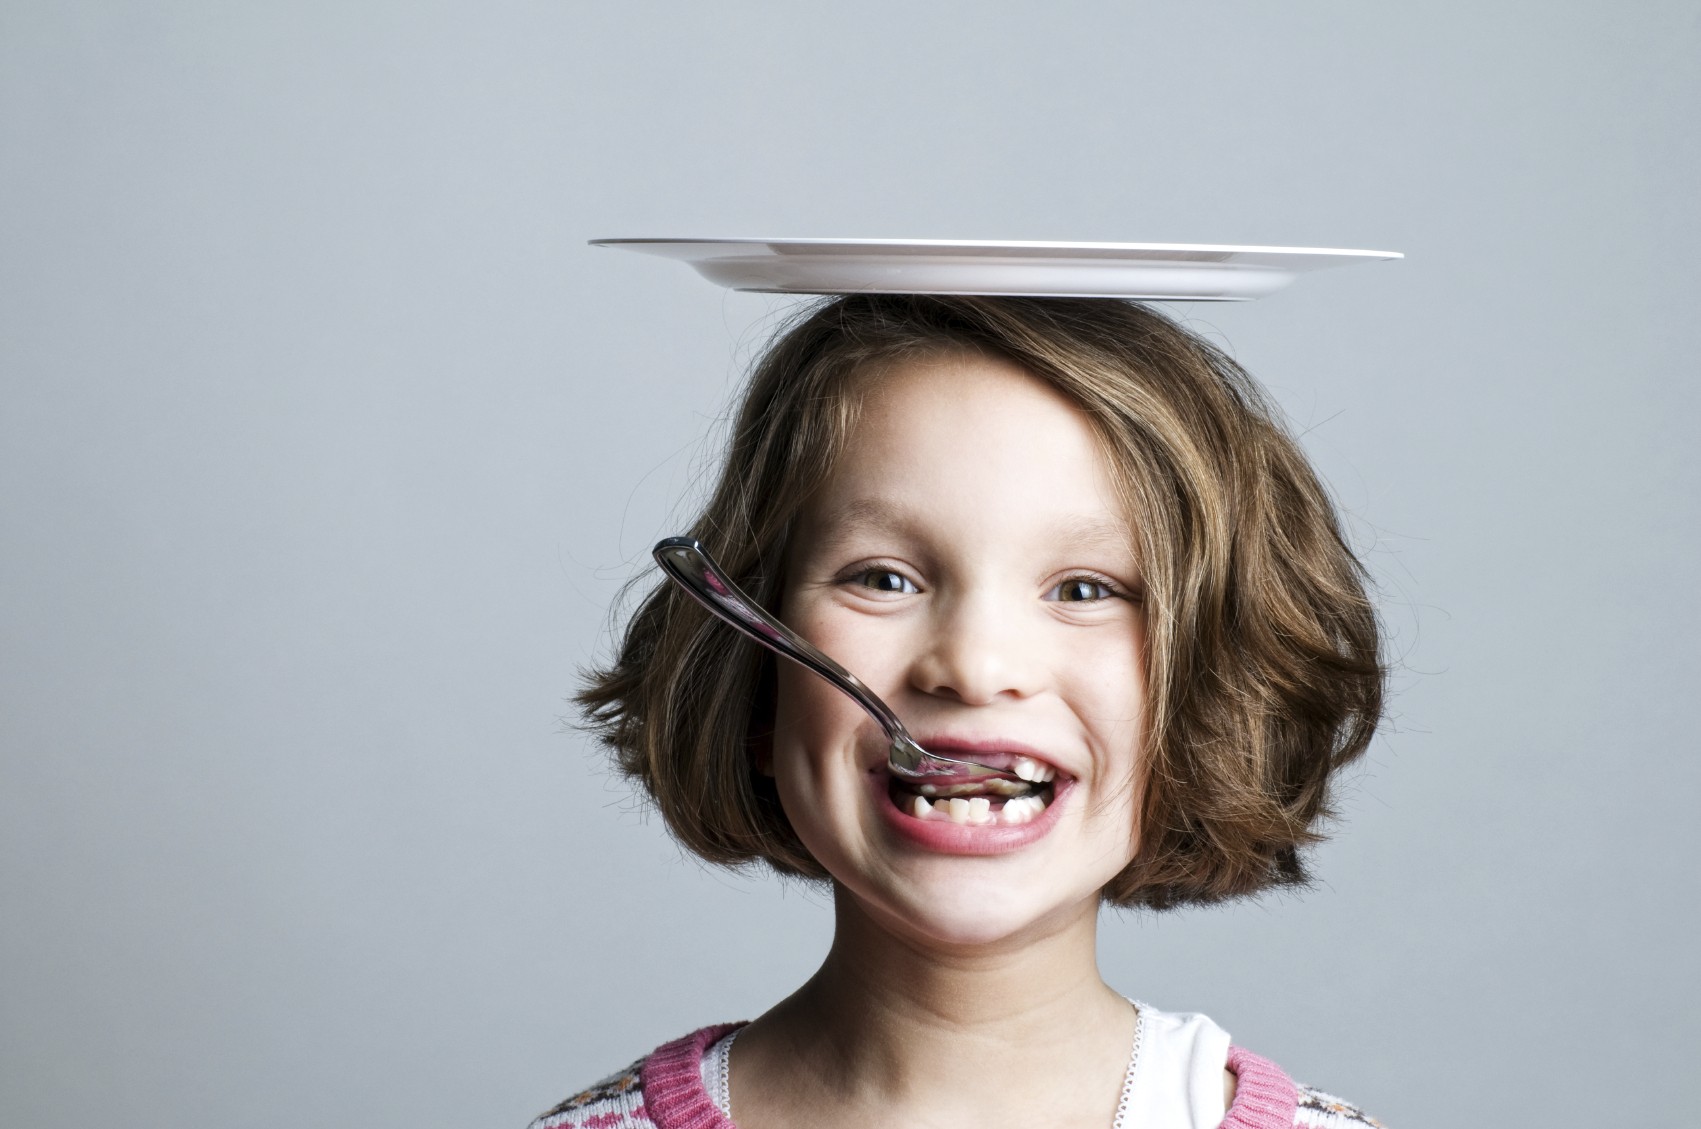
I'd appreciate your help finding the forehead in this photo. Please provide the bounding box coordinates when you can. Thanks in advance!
[800,352,1133,554]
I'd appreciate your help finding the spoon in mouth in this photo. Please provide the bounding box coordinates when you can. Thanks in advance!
[652,537,1017,781]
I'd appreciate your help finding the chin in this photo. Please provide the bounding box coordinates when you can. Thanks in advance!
[861,875,1095,951]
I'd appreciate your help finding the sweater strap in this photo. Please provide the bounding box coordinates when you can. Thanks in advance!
[1220,1044,1300,1129]
[641,1024,745,1129]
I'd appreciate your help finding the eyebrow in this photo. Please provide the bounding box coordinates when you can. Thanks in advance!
[1052,513,1134,550]
[808,498,1134,551]
[806,498,923,548]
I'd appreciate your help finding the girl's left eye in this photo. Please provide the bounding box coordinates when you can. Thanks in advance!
[1049,577,1115,603]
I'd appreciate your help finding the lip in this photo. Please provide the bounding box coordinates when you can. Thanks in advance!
[870,736,1074,856]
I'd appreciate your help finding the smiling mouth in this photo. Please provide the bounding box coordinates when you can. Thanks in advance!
[887,755,1059,826]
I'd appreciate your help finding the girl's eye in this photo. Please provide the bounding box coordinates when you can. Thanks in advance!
[853,569,919,595]
[1050,577,1114,603]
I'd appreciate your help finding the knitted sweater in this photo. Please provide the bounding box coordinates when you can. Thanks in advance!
[530,1024,1385,1129]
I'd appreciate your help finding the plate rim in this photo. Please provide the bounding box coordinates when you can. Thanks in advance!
[588,236,1404,260]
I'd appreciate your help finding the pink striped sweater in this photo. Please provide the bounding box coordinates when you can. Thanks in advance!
[530,1024,1385,1129]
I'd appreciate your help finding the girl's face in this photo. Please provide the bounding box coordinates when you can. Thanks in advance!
[772,351,1148,949]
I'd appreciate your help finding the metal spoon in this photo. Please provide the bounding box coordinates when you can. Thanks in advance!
[652,537,1014,781]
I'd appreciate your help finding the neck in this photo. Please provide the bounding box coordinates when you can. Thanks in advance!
[733,885,1135,1126]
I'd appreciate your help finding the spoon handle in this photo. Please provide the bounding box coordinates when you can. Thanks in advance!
[652,538,1005,780]
[654,536,907,736]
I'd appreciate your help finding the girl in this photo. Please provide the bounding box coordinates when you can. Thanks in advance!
[538,295,1386,1129]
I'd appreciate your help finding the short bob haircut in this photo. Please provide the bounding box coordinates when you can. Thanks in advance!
[580,295,1382,910]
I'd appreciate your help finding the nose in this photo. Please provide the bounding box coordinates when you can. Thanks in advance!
[908,589,1046,706]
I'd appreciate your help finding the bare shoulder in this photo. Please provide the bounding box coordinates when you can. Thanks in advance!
[528,1058,648,1129]
[1295,1082,1388,1128]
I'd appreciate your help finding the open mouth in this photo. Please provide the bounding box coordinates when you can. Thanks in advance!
[887,755,1060,827]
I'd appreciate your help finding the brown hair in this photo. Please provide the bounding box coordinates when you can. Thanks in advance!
[578,295,1382,909]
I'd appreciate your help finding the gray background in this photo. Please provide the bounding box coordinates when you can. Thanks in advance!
[3,3,1696,1127]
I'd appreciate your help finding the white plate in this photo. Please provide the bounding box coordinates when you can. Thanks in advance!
[590,237,1401,301]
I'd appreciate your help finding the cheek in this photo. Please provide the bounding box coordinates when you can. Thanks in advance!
[768,663,880,874]
[771,662,851,749]
[1074,638,1147,745]
[769,661,879,798]
[1070,640,1148,846]
[770,592,903,752]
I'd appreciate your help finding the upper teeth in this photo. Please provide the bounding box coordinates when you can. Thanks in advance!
[1013,756,1055,783]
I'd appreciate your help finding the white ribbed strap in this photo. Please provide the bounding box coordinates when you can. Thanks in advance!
[1110,1000,1147,1129]
[703,1027,736,1117]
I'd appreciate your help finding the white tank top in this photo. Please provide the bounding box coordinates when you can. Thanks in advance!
[700,1000,1231,1129]
[1122,1002,1232,1128]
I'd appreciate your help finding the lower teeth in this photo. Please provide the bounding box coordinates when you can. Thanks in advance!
[902,789,1048,826]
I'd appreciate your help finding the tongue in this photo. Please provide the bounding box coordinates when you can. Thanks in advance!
[902,778,1036,799]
